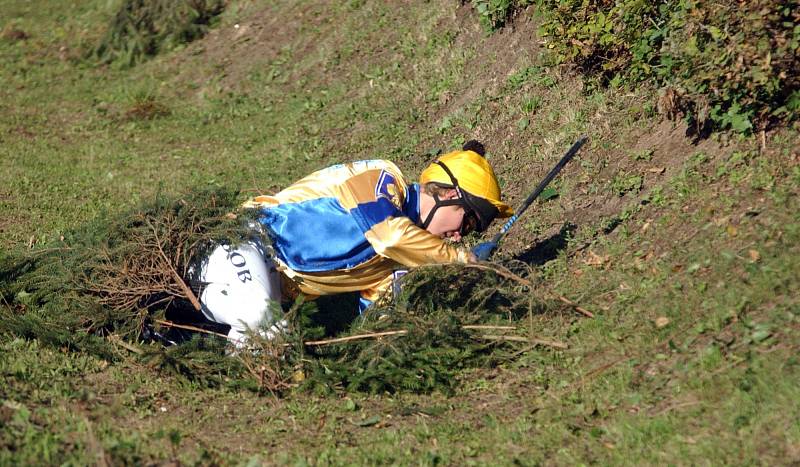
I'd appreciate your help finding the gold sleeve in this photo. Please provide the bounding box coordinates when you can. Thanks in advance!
[359,273,396,306]
[241,195,279,209]
[364,217,471,267]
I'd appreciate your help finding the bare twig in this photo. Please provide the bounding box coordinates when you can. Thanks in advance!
[147,219,201,311]
[477,334,530,342]
[304,330,409,346]
[20,246,74,255]
[148,321,564,350]
[557,296,595,318]
[82,416,110,467]
[304,325,564,347]
[106,334,143,354]
[475,334,568,349]
[652,399,701,417]
[237,349,294,396]
[154,319,231,339]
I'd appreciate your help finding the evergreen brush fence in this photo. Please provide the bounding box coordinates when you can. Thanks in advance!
[0,190,252,374]
[0,191,567,395]
[472,0,800,134]
[93,0,226,67]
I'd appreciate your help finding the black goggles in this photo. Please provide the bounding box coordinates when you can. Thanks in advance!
[459,204,480,236]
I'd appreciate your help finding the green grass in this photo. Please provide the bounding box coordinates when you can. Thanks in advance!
[2,0,799,463]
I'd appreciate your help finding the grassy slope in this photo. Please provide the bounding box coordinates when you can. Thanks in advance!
[2,0,799,464]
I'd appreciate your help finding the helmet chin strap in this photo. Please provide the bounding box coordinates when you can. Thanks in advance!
[420,160,469,230]
[420,190,464,230]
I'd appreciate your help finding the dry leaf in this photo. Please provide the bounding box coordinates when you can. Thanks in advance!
[585,250,610,267]
[655,317,670,328]
[748,249,760,262]
[726,225,738,237]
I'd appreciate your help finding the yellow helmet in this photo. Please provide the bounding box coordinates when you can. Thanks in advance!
[420,148,514,232]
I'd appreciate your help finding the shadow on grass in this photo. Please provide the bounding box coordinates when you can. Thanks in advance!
[513,222,576,266]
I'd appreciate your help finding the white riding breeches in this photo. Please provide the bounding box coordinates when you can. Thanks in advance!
[192,240,284,345]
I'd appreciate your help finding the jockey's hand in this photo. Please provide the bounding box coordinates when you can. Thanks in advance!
[472,241,498,261]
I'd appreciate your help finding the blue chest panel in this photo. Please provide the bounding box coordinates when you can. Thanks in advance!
[258,197,377,272]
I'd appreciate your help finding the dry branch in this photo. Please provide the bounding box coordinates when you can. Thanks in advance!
[147,219,201,311]
[303,326,567,349]
[107,334,143,354]
[304,330,409,346]
[476,334,568,349]
[557,296,595,318]
[154,319,230,339]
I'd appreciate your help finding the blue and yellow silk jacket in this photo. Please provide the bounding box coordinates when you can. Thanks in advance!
[243,160,471,309]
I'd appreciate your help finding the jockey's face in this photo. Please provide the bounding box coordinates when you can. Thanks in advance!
[420,188,471,242]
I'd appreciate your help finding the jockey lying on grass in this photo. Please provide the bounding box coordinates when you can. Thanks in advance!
[193,141,513,345]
